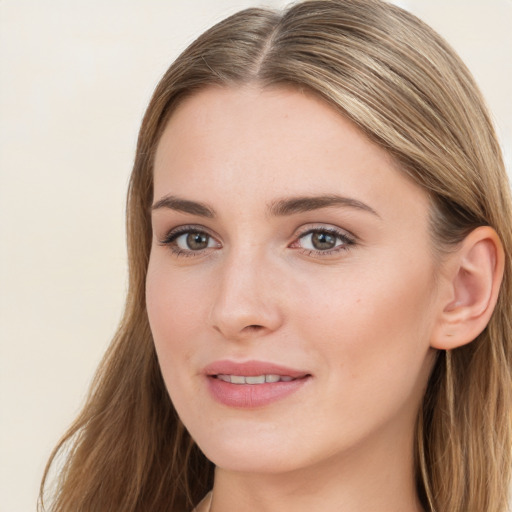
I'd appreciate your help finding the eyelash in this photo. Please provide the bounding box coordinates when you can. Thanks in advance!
[158,225,219,258]
[158,224,356,258]
[291,226,355,257]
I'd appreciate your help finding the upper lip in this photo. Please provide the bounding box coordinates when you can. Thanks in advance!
[203,360,310,378]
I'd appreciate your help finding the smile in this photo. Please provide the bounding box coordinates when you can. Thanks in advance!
[215,374,296,384]
[203,361,311,408]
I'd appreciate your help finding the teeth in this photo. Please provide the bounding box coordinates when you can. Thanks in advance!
[216,374,295,384]
[245,375,266,384]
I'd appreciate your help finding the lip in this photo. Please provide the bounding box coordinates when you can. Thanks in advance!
[203,360,309,378]
[203,359,311,408]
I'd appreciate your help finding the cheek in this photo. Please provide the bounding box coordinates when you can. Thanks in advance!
[303,284,433,447]
[147,256,210,333]
[295,255,436,393]
[146,260,208,381]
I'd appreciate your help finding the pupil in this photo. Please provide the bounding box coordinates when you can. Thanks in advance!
[187,232,208,250]
[312,232,336,250]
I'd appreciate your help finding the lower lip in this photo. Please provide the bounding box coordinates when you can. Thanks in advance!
[206,376,310,408]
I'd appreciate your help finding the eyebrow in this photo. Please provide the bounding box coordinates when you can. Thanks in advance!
[151,193,379,219]
[268,195,380,218]
[151,195,215,217]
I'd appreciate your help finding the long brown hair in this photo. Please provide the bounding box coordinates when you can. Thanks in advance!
[40,1,512,510]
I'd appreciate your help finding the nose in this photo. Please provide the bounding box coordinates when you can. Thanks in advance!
[209,250,284,341]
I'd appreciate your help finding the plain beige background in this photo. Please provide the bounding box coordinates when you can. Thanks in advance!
[1,1,511,511]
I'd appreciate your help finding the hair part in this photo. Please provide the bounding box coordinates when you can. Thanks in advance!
[40,1,512,511]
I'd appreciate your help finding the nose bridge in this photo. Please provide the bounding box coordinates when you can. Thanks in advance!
[210,242,282,339]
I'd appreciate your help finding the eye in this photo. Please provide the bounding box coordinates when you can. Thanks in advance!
[175,231,214,251]
[159,226,220,256]
[291,226,355,256]
[301,231,340,251]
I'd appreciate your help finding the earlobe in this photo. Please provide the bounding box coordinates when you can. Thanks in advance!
[431,226,504,350]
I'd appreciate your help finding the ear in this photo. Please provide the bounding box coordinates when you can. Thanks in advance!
[430,226,504,350]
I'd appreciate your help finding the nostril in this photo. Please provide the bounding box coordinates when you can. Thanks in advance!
[243,325,264,332]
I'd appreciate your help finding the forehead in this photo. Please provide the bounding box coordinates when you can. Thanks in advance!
[153,85,429,226]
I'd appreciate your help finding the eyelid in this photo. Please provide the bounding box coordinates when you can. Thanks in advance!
[293,223,356,242]
[159,224,213,243]
[290,224,357,256]
[158,224,221,257]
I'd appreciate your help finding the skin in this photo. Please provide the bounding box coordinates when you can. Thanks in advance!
[146,85,444,512]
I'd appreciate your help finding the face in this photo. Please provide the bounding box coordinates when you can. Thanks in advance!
[146,86,439,476]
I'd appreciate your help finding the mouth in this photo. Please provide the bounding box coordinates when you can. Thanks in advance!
[214,374,299,384]
[203,360,311,408]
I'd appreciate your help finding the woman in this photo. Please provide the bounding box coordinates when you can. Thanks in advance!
[39,0,512,511]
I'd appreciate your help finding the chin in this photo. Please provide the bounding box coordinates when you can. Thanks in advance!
[201,447,302,474]
[192,426,309,474]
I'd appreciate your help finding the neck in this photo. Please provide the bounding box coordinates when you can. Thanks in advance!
[208,420,424,512]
